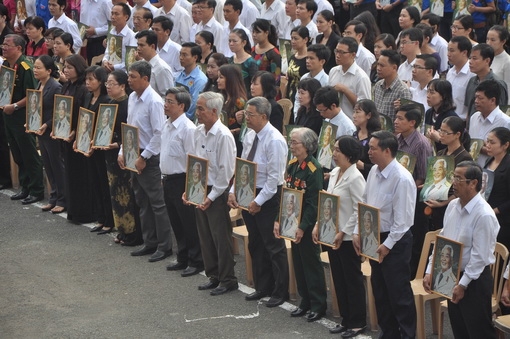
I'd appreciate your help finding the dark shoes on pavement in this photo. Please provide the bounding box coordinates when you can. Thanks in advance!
[290,307,309,317]
[341,327,366,338]
[21,195,44,205]
[148,249,173,262]
[305,311,324,322]
[11,191,28,200]
[245,291,269,301]
[130,246,157,257]
[198,280,219,290]
[210,283,238,296]
[265,296,285,308]
[181,266,202,277]
[166,261,187,271]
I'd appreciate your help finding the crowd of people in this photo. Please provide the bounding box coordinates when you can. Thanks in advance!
[1,0,510,338]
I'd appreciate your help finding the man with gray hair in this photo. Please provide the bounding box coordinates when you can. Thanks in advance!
[228,96,289,307]
[118,61,173,263]
[185,91,238,296]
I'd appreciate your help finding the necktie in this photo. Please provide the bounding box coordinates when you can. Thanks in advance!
[192,186,195,196]
[438,273,444,285]
[247,135,259,161]
[364,237,368,249]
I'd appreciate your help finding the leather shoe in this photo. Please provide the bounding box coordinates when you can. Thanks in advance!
[166,261,187,271]
[181,266,202,277]
[306,311,324,322]
[245,291,269,301]
[329,325,347,334]
[210,283,239,296]
[198,280,219,290]
[341,327,366,338]
[130,246,157,257]
[21,195,43,205]
[290,307,309,317]
[11,191,28,200]
[148,249,173,262]
[266,296,285,308]
[97,227,113,235]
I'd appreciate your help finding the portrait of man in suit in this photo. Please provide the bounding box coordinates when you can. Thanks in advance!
[421,158,451,202]
[319,197,336,245]
[123,128,138,170]
[76,111,93,153]
[94,107,114,147]
[280,191,299,239]
[108,36,123,65]
[27,91,41,132]
[236,163,254,208]
[53,98,71,139]
[361,209,378,260]
[433,244,457,298]
[317,124,334,169]
[188,161,206,204]
[0,68,14,107]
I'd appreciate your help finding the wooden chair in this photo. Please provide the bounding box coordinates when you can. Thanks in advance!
[286,239,298,301]
[437,242,509,339]
[320,251,340,318]
[10,151,19,189]
[232,225,253,287]
[277,98,293,127]
[90,53,104,66]
[494,314,510,337]
[279,76,288,99]
[361,260,379,331]
[230,208,243,254]
[411,230,443,339]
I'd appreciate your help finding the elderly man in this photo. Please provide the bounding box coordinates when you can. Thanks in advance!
[433,245,457,297]
[280,192,299,238]
[424,161,499,339]
[228,97,289,307]
[421,158,450,201]
[319,198,335,244]
[185,91,238,296]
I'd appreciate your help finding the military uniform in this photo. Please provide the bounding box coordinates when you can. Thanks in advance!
[285,155,327,314]
[2,56,43,197]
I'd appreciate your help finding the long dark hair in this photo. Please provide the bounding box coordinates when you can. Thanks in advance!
[85,65,108,96]
[64,54,87,84]
[317,10,341,36]
[251,71,277,100]
[219,64,247,116]
[428,79,455,113]
[252,19,278,47]
[231,28,252,53]
[355,99,381,134]
[37,55,60,79]
[442,116,471,150]
[297,78,321,116]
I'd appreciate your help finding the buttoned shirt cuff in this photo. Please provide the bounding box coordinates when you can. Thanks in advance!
[383,238,396,250]
[254,195,266,207]
[141,150,152,159]
[459,276,472,287]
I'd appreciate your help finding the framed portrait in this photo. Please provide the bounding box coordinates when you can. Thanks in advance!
[317,192,339,247]
[26,89,43,133]
[408,0,423,12]
[186,155,209,206]
[125,46,137,71]
[429,0,444,17]
[279,38,291,74]
[317,122,338,170]
[239,116,248,143]
[52,94,73,140]
[400,98,425,121]
[279,187,304,241]
[379,114,394,133]
[469,139,484,161]
[420,156,454,202]
[234,158,257,210]
[501,105,510,118]
[453,0,470,19]
[16,0,27,20]
[0,66,15,108]
[396,151,417,174]
[78,22,89,40]
[481,169,494,201]
[93,104,118,148]
[75,108,95,155]
[121,123,140,173]
[107,36,123,65]
[358,203,380,261]
[431,235,463,299]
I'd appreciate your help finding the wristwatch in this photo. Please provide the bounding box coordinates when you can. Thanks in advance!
[13,103,19,110]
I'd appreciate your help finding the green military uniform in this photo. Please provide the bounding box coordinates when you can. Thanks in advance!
[285,155,327,314]
[2,56,43,197]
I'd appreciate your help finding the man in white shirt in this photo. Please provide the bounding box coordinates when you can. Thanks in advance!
[186,92,238,296]
[156,0,192,44]
[410,54,436,113]
[296,0,318,43]
[227,97,289,307]
[239,0,259,30]
[132,0,159,17]
[423,161,499,339]
[446,36,474,120]
[260,0,287,39]
[103,3,137,73]
[48,0,82,51]
[80,0,112,64]
[221,0,253,57]
[314,86,356,138]
[398,28,423,88]
[421,13,448,74]
[135,29,174,97]
[132,7,153,32]
[282,0,300,40]
[328,37,371,119]
[195,0,226,54]
[161,87,204,277]
[313,0,334,22]
[342,20,375,77]
[352,130,417,339]
[118,61,173,263]
[152,16,184,75]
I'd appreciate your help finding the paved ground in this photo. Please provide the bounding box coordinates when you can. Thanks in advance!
[0,189,451,338]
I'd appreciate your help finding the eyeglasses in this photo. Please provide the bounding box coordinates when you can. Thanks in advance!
[316,107,329,113]
[438,129,455,135]
[0,44,16,49]
[105,82,119,87]
[334,49,352,55]
[165,99,177,104]
[412,65,429,70]
[400,40,417,45]
[452,176,471,183]
[288,140,303,146]
[243,110,261,118]
[451,25,465,31]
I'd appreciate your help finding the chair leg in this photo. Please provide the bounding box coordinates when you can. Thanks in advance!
[232,236,239,255]
[365,276,378,331]
[286,241,297,301]
[327,267,340,318]
[430,299,440,335]
[415,297,426,339]
[243,237,253,287]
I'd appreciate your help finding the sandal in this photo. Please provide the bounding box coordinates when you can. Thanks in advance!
[42,204,56,212]
[50,206,66,214]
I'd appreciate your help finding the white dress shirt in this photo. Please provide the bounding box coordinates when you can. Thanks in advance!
[239,0,259,30]
[48,14,83,51]
[283,17,301,40]
[134,1,159,16]
[149,54,175,97]
[80,0,112,38]
[156,4,192,44]
[355,159,417,249]
[177,0,192,13]
[398,57,418,88]
[426,194,499,287]
[260,0,287,39]
[355,43,376,78]
[103,25,137,72]
[492,51,510,90]
[157,38,184,75]
[304,20,318,44]
[194,119,236,201]
[446,61,474,120]
[313,0,334,22]
[160,113,196,175]
[410,84,430,114]
[430,33,448,73]
[327,110,356,137]
[196,17,226,57]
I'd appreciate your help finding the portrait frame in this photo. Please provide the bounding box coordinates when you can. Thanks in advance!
[358,203,381,261]
[400,98,425,121]
[75,108,95,155]
[25,89,43,133]
[278,187,304,241]
[317,121,338,170]
[185,154,209,206]
[279,38,292,74]
[469,138,484,161]
[92,104,118,148]
[125,46,137,71]
[52,94,74,140]
[379,113,394,133]
[234,158,257,210]
[78,22,89,41]
[107,35,123,65]
[317,191,339,248]
[0,65,16,108]
[16,0,27,20]
[121,123,140,173]
[420,155,454,202]
[481,169,494,201]
[430,235,463,299]
[396,151,417,174]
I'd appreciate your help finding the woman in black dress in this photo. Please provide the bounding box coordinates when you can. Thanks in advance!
[315,10,341,74]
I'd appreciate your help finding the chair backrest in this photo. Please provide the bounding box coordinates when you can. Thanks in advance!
[415,230,441,280]
[90,54,105,67]
[278,98,293,127]
[491,242,509,303]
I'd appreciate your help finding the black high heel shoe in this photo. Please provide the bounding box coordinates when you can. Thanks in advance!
[90,225,104,232]
[97,227,113,235]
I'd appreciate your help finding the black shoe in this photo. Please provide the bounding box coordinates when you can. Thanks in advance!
[245,291,269,301]
[130,246,157,256]
[210,283,239,296]
[181,266,202,277]
[21,195,43,205]
[11,191,29,200]
[166,261,187,271]
[290,307,309,317]
[306,311,324,322]
[148,249,173,262]
[266,296,285,308]
[90,225,104,232]
[329,325,347,334]
[0,183,12,190]
[341,327,366,338]
[97,227,113,235]
[198,280,219,290]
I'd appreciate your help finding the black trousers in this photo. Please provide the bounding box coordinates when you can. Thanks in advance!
[448,266,496,339]
[39,135,65,207]
[242,187,289,298]
[163,173,203,268]
[90,151,114,227]
[371,230,416,339]
[0,113,11,186]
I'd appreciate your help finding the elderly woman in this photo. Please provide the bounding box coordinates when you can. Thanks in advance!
[313,135,367,337]
[274,127,327,321]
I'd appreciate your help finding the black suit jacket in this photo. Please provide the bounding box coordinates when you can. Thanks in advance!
[486,153,510,235]
[39,77,62,136]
